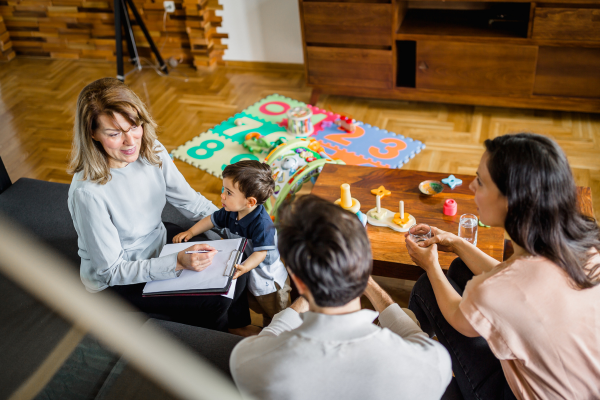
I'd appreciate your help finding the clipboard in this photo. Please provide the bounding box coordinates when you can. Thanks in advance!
[142,238,247,297]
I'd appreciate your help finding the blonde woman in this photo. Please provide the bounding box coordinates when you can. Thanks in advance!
[68,78,250,332]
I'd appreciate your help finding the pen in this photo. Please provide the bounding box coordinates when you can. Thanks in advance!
[185,250,223,254]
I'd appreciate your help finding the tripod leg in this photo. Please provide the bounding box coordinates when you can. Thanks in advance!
[114,0,124,81]
[125,0,169,74]
[120,0,141,70]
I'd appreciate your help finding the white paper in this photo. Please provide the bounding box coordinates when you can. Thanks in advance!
[143,239,243,298]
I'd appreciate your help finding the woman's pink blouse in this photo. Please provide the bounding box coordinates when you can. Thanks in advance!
[460,256,600,400]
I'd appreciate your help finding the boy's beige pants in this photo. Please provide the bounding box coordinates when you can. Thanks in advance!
[248,276,292,326]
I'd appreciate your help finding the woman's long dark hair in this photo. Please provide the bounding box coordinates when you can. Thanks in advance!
[485,133,600,289]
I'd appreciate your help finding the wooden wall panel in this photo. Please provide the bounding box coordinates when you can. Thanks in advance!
[0,0,227,67]
[0,15,15,61]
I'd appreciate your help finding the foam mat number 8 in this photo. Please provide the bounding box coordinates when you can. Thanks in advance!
[186,140,225,159]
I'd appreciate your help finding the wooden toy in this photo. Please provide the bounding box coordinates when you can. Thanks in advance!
[443,199,458,216]
[335,115,357,133]
[370,185,391,198]
[442,175,463,189]
[419,180,444,195]
[334,183,361,214]
[367,198,415,232]
[286,106,314,136]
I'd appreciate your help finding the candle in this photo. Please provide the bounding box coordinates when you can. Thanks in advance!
[399,201,404,219]
[376,195,381,213]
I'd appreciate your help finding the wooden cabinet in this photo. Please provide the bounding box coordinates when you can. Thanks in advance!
[534,47,600,98]
[532,7,600,41]
[302,2,393,46]
[416,42,538,96]
[306,47,393,89]
[298,0,600,113]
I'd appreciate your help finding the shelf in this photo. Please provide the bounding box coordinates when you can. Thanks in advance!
[397,6,530,39]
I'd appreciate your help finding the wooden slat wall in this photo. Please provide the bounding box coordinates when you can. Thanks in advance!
[0,15,15,61]
[0,0,226,67]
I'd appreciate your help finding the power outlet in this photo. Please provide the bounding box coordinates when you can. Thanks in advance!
[163,1,175,13]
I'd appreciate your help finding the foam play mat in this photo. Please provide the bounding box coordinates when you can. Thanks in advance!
[171,94,425,178]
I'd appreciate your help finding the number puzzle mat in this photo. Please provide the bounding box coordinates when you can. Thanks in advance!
[171,94,425,178]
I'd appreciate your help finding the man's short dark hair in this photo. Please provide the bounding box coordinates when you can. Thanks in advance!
[277,195,372,307]
[222,160,274,205]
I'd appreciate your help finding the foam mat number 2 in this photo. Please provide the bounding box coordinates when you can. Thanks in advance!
[171,131,264,178]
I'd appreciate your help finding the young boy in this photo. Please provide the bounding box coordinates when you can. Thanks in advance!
[173,160,291,325]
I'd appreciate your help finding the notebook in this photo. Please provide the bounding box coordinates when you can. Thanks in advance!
[142,238,247,297]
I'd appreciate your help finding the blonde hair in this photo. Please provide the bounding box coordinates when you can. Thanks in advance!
[68,77,162,185]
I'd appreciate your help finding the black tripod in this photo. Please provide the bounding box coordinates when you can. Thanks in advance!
[113,0,168,81]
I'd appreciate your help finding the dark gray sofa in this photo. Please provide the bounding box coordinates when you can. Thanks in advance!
[0,159,242,399]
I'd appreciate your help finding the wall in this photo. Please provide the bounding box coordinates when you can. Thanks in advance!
[219,0,303,64]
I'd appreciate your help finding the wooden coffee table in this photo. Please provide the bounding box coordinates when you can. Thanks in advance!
[311,164,505,281]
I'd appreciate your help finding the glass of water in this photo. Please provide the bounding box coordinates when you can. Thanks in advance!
[409,223,432,243]
[458,214,478,246]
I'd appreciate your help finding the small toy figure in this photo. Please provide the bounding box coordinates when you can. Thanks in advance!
[335,115,357,133]
[442,175,463,189]
[281,155,299,177]
[371,186,392,198]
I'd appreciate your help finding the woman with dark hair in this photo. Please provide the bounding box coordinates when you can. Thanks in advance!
[67,77,250,332]
[406,133,600,400]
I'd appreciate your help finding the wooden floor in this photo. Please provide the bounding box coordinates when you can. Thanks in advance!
[1,58,599,319]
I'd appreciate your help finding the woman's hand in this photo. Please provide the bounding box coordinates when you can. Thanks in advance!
[173,230,194,243]
[405,235,440,274]
[418,226,461,254]
[176,244,217,272]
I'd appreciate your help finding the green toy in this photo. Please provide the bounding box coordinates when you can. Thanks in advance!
[263,138,345,221]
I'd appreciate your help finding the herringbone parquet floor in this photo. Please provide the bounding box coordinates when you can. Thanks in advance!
[1,57,599,318]
[2,58,598,219]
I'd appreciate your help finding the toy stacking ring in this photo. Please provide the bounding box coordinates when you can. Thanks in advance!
[245,132,262,140]
[371,186,392,198]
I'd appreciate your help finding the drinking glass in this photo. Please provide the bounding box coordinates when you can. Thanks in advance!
[458,214,478,246]
[409,223,432,243]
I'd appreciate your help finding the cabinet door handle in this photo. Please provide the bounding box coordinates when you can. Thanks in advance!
[418,61,428,71]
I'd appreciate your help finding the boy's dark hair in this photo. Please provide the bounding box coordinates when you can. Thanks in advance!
[222,160,275,205]
[277,195,372,307]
